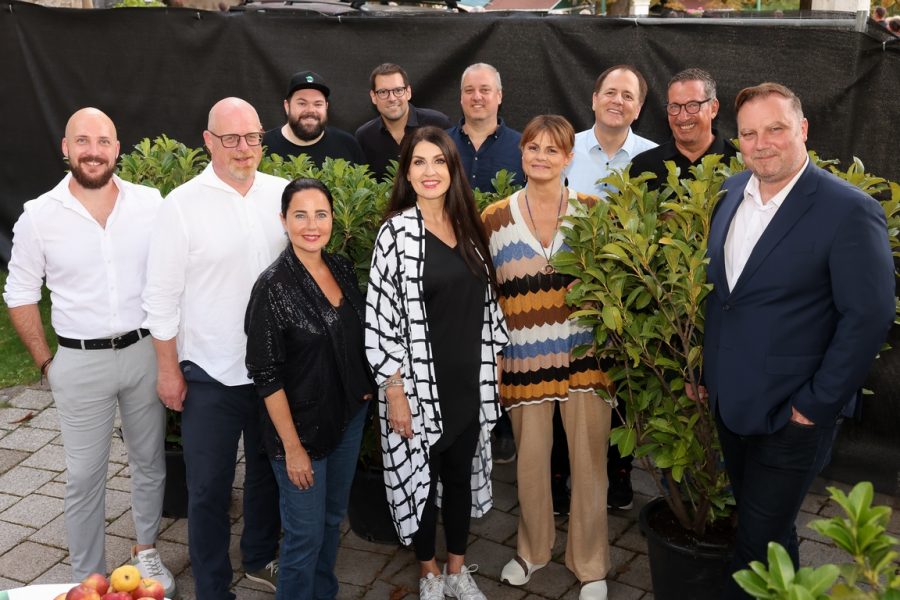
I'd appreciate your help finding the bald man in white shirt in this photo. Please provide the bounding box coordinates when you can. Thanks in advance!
[3,108,174,594]
[143,97,286,598]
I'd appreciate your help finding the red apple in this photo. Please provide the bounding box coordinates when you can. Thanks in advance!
[81,573,110,596]
[101,593,133,600]
[130,579,165,600]
[66,584,101,600]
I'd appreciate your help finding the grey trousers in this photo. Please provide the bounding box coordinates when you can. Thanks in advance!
[47,336,166,578]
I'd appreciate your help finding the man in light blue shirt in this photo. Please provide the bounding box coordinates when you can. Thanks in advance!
[567,65,657,197]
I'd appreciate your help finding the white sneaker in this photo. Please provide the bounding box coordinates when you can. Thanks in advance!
[419,572,445,600]
[444,565,487,600]
[130,546,176,598]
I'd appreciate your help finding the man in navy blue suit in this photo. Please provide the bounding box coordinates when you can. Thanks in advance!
[703,82,895,598]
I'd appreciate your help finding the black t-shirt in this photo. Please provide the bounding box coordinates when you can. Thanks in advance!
[422,231,486,442]
[629,130,739,190]
[263,126,366,167]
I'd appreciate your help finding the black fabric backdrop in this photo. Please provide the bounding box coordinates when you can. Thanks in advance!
[3,0,900,254]
[2,1,899,491]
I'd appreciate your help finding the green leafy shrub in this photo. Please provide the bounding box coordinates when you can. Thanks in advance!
[733,481,900,599]
[118,135,207,197]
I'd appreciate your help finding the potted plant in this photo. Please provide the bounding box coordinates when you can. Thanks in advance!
[555,154,899,600]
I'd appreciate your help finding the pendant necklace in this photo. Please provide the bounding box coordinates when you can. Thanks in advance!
[524,186,565,275]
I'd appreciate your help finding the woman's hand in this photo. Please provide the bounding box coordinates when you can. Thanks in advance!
[385,385,414,439]
[285,445,315,490]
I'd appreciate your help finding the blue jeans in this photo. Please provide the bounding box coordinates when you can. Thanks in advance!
[272,403,368,600]
[181,362,280,600]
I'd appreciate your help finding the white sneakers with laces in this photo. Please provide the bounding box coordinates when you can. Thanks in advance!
[130,546,176,598]
[419,572,445,600]
[443,564,487,600]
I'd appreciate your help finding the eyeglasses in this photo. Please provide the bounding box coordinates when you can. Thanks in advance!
[208,131,264,148]
[666,98,713,116]
[373,86,408,100]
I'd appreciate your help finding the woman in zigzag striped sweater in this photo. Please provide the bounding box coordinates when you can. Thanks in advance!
[481,115,613,600]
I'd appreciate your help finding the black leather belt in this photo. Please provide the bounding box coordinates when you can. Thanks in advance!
[57,328,150,351]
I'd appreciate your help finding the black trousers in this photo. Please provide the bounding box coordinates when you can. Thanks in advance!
[716,408,838,600]
[412,417,481,561]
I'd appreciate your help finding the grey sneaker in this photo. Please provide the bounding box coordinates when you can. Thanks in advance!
[130,546,176,598]
[245,559,278,592]
[419,572,445,600]
[444,565,486,600]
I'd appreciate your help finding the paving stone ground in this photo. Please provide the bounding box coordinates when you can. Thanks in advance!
[0,383,896,598]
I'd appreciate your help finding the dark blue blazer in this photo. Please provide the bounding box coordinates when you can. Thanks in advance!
[704,162,895,436]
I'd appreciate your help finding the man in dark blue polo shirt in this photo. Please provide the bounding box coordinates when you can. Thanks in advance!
[446,63,522,194]
[355,63,451,180]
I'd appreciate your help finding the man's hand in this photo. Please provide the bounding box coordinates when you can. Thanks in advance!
[686,384,708,403]
[790,406,814,426]
[152,336,186,411]
[157,368,186,411]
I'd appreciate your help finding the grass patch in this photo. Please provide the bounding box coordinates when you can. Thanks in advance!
[0,270,55,388]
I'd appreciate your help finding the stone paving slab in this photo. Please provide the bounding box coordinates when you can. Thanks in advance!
[0,493,64,529]
[0,466,55,497]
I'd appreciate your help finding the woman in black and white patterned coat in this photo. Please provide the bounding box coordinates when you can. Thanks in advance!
[365,127,508,600]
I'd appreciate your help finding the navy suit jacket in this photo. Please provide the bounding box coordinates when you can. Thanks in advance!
[704,162,895,436]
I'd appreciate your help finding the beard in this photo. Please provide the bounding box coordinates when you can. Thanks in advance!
[289,112,327,142]
[70,156,116,190]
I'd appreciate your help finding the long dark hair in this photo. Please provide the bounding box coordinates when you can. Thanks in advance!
[386,126,498,290]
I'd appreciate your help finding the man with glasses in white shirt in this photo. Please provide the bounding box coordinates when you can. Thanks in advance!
[355,62,451,179]
[143,97,286,598]
[263,70,366,168]
[630,67,738,189]
[3,107,175,595]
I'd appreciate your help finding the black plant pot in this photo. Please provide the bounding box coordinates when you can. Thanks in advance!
[347,467,399,545]
[639,497,734,600]
[162,448,188,519]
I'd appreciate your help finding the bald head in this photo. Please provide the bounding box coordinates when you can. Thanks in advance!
[203,97,264,195]
[63,107,120,191]
[65,107,117,142]
[207,97,261,133]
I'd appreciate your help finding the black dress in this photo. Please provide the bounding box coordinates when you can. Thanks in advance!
[422,230,487,447]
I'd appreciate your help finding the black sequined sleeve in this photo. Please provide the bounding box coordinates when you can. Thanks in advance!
[245,275,287,399]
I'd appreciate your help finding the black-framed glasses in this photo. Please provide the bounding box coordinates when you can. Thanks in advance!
[373,86,408,100]
[666,98,713,116]
[208,131,264,148]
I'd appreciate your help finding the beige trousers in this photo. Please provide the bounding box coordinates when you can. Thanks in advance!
[509,392,611,582]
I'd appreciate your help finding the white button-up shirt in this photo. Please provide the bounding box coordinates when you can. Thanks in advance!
[566,127,657,197]
[142,165,288,386]
[3,174,162,339]
[725,157,809,291]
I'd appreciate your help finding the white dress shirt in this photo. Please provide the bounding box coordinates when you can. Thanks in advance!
[3,174,163,339]
[724,157,809,291]
[566,127,657,197]
[142,165,288,386]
